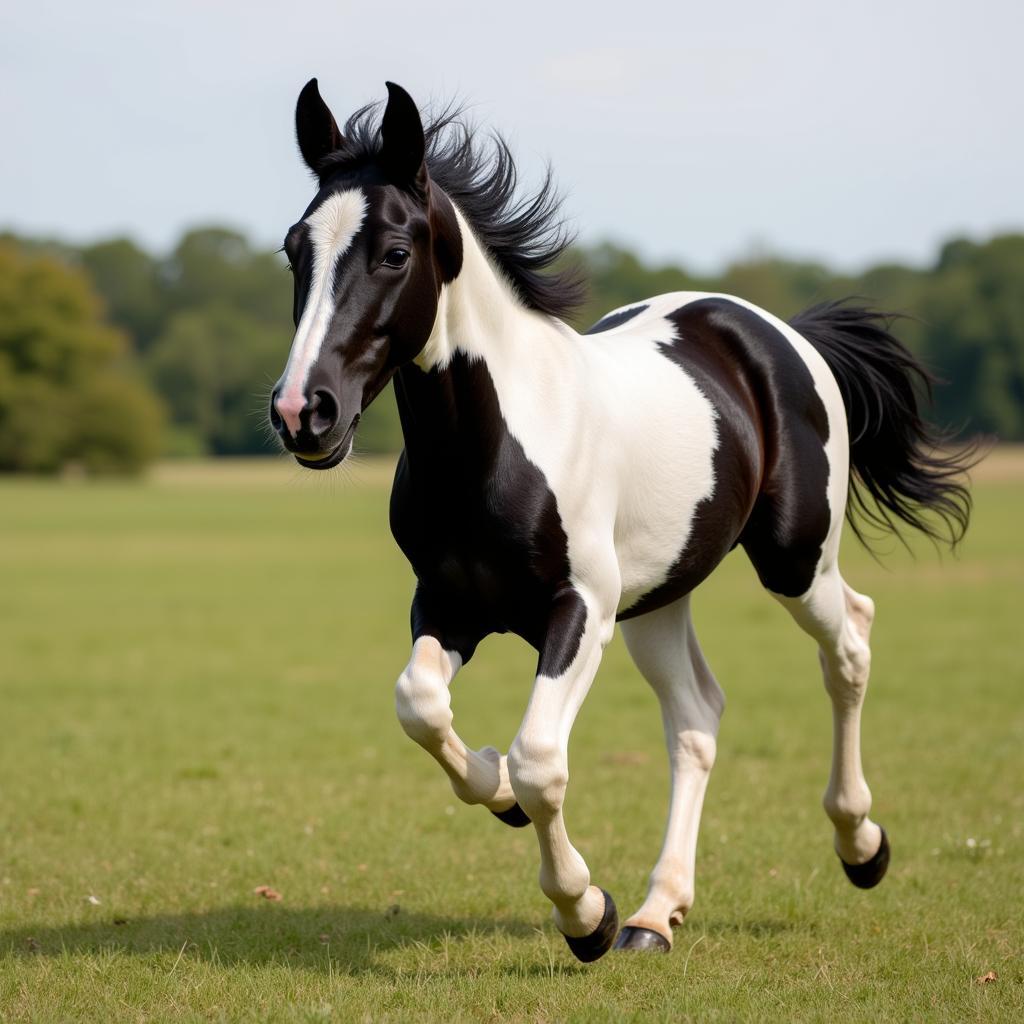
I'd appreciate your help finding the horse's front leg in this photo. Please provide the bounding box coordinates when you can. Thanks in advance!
[507,587,620,962]
[395,633,522,819]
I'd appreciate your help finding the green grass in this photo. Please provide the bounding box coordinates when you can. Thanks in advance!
[1,456,1021,1022]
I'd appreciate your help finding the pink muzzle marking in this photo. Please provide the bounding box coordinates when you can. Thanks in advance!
[275,392,306,436]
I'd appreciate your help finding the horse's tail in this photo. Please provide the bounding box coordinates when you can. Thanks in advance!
[789,299,979,552]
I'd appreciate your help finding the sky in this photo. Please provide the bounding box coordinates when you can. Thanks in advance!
[2,0,1022,272]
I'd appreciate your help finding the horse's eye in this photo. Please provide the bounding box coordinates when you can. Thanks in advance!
[381,248,410,269]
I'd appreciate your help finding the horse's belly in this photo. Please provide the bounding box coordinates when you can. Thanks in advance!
[602,351,721,613]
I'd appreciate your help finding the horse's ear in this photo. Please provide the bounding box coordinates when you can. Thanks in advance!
[295,78,344,174]
[380,82,426,191]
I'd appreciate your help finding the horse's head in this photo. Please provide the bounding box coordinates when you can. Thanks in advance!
[270,80,462,468]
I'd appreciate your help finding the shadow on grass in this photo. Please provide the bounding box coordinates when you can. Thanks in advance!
[699,918,805,937]
[500,961,589,978]
[0,904,537,975]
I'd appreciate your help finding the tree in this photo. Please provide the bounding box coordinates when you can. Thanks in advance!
[8,220,1020,461]
[162,227,293,328]
[147,305,283,456]
[918,235,1024,437]
[78,238,164,350]
[0,242,163,473]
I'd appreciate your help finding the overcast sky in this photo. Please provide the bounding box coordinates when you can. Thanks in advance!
[2,0,1021,272]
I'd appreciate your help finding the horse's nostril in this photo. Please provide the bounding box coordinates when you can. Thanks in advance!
[310,388,340,436]
[269,391,283,432]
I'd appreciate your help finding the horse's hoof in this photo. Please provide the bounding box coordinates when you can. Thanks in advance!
[612,925,671,953]
[490,802,531,828]
[839,826,890,889]
[563,888,619,963]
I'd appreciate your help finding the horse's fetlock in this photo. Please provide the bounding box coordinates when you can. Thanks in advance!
[823,785,871,829]
[674,888,695,919]
[540,862,588,906]
[649,866,694,918]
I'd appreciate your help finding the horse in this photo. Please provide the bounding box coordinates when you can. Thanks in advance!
[269,79,974,962]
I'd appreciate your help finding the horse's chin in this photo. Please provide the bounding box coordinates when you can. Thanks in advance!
[293,415,359,471]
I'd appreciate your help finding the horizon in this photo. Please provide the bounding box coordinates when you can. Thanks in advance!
[5,218,1017,280]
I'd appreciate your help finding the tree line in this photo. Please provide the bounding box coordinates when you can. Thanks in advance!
[1,226,1020,473]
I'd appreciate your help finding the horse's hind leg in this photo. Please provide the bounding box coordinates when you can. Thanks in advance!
[613,596,725,951]
[774,565,889,885]
[741,384,889,885]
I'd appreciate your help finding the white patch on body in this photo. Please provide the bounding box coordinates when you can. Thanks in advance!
[276,189,367,434]
[422,219,730,615]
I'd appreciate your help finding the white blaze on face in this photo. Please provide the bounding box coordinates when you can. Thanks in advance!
[276,189,368,434]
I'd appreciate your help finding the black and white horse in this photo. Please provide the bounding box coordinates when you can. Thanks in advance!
[269,80,973,961]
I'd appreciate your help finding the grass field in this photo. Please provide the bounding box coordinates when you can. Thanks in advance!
[1,452,1021,1022]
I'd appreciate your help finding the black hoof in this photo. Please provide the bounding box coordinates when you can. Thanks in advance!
[612,925,671,953]
[490,802,531,828]
[840,826,890,889]
[563,888,619,963]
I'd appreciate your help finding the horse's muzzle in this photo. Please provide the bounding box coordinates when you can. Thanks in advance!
[293,413,360,470]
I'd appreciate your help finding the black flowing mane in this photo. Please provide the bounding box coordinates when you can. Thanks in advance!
[316,102,586,319]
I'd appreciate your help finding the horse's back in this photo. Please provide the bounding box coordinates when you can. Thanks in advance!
[595,292,849,613]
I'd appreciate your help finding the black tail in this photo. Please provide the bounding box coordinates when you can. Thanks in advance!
[790,299,979,552]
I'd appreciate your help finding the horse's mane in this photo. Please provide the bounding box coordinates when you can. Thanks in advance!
[317,102,586,319]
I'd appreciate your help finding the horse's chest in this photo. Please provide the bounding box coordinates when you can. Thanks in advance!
[391,465,571,642]
[427,529,541,611]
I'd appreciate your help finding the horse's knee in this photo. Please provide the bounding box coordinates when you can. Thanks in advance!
[507,734,567,821]
[395,663,452,749]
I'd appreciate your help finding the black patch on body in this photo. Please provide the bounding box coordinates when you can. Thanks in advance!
[619,298,832,616]
[391,355,584,673]
[537,588,588,678]
[584,304,649,334]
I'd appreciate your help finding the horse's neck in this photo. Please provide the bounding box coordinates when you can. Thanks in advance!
[397,209,578,471]
[415,208,574,372]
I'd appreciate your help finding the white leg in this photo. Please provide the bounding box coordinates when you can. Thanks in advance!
[395,635,517,812]
[776,566,884,866]
[506,590,616,952]
[617,596,724,948]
